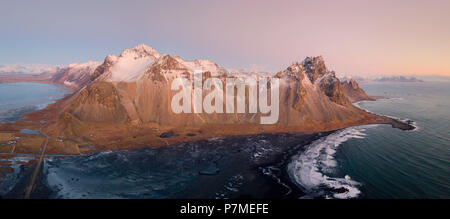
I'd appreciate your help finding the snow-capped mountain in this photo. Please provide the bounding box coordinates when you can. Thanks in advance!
[49,61,101,89]
[96,44,228,83]
[60,44,375,128]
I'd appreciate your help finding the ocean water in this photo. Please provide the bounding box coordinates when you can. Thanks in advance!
[0,82,71,123]
[288,82,450,199]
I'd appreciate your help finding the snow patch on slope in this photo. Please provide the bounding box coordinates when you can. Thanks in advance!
[107,44,161,82]
[67,61,100,71]
[56,61,101,87]
[175,58,225,76]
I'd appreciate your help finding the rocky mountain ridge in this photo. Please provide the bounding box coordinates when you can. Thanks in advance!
[59,45,377,128]
[341,79,377,102]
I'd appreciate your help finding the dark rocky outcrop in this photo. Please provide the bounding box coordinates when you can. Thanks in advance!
[302,56,328,83]
[341,79,376,103]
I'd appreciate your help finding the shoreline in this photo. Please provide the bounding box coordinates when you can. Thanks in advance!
[0,113,414,199]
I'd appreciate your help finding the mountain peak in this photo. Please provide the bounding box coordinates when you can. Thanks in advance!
[348,79,360,89]
[120,44,161,58]
[301,56,328,83]
[101,44,162,82]
[302,56,324,67]
[275,62,305,80]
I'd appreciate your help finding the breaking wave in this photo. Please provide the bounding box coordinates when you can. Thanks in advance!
[287,126,377,199]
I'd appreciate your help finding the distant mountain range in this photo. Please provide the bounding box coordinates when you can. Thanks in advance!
[340,75,424,83]
[373,76,424,83]
[0,64,59,75]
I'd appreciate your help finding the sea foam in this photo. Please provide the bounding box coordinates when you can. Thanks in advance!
[288,126,377,199]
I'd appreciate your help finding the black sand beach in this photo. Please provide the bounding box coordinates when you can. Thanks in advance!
[1,132,331,199]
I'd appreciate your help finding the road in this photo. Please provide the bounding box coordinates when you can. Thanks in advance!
[23,125,49,199]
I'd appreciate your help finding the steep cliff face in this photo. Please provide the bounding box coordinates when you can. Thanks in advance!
[319,71,349,106]
[341,79,376,102]
[70,82,128,123]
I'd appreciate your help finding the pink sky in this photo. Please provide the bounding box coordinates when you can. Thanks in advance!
[1,0,449,76]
